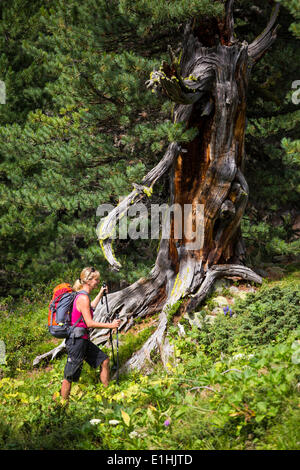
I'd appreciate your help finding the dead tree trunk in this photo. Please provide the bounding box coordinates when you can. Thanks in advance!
[34,2,279,371]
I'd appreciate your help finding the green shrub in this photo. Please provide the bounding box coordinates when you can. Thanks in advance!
[196,283,300,358]
[0,298,54,376]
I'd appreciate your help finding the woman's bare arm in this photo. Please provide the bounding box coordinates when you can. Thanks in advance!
[91,285,108,309]
[77,295,120,329]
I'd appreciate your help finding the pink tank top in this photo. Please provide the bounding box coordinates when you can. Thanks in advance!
[71,293,93,339]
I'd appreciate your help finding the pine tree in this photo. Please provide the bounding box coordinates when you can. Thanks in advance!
[241,0,300,264]
[0,0,58,125]
[0,0,162,293]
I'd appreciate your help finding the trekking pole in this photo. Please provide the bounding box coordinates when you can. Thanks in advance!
[101,282,116,367]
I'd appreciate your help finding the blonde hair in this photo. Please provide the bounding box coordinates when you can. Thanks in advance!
[73,267,100,291]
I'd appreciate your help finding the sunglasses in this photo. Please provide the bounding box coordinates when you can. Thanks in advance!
[80,267,96,283]
[87,267,96,279]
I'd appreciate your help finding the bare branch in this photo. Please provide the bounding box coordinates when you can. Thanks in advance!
[118,310,168,375]
[33,340,66,366]
[248,3,280,62]
[221,368,242,374]
[97,143,181,270]
[187,264,262,312]
[225,0,236,44]
[189,386,217,393]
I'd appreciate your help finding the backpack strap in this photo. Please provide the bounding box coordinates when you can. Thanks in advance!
[77,289,90,297]
[72,314,84,328]
[71,290,91,329]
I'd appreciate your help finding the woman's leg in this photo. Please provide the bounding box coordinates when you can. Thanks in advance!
[60,338,86,400]
[85,340,110,386]
[61,378,72,399]
[100,358,110,387]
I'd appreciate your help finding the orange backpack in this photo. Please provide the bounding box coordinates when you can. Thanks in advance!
[48,283,87,338]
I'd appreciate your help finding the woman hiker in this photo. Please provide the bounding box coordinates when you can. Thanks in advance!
[60,267,120,401]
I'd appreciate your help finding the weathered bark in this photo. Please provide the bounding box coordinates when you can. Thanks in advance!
[33,339,66,366]
[34,2,279,370]
[248,3,280,63]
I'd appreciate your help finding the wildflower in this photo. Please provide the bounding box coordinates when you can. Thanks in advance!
[233,353,244,360]
[164,419,171,427]
[223,306,229,315]
[90,419,101,426]
[229,308,232,317]
[129,431,140,439]
[109,419,120,426]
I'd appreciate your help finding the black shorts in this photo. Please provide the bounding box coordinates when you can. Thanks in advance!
[64,337,109,383]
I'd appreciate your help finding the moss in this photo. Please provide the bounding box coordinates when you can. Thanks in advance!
[165,299,184,326]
